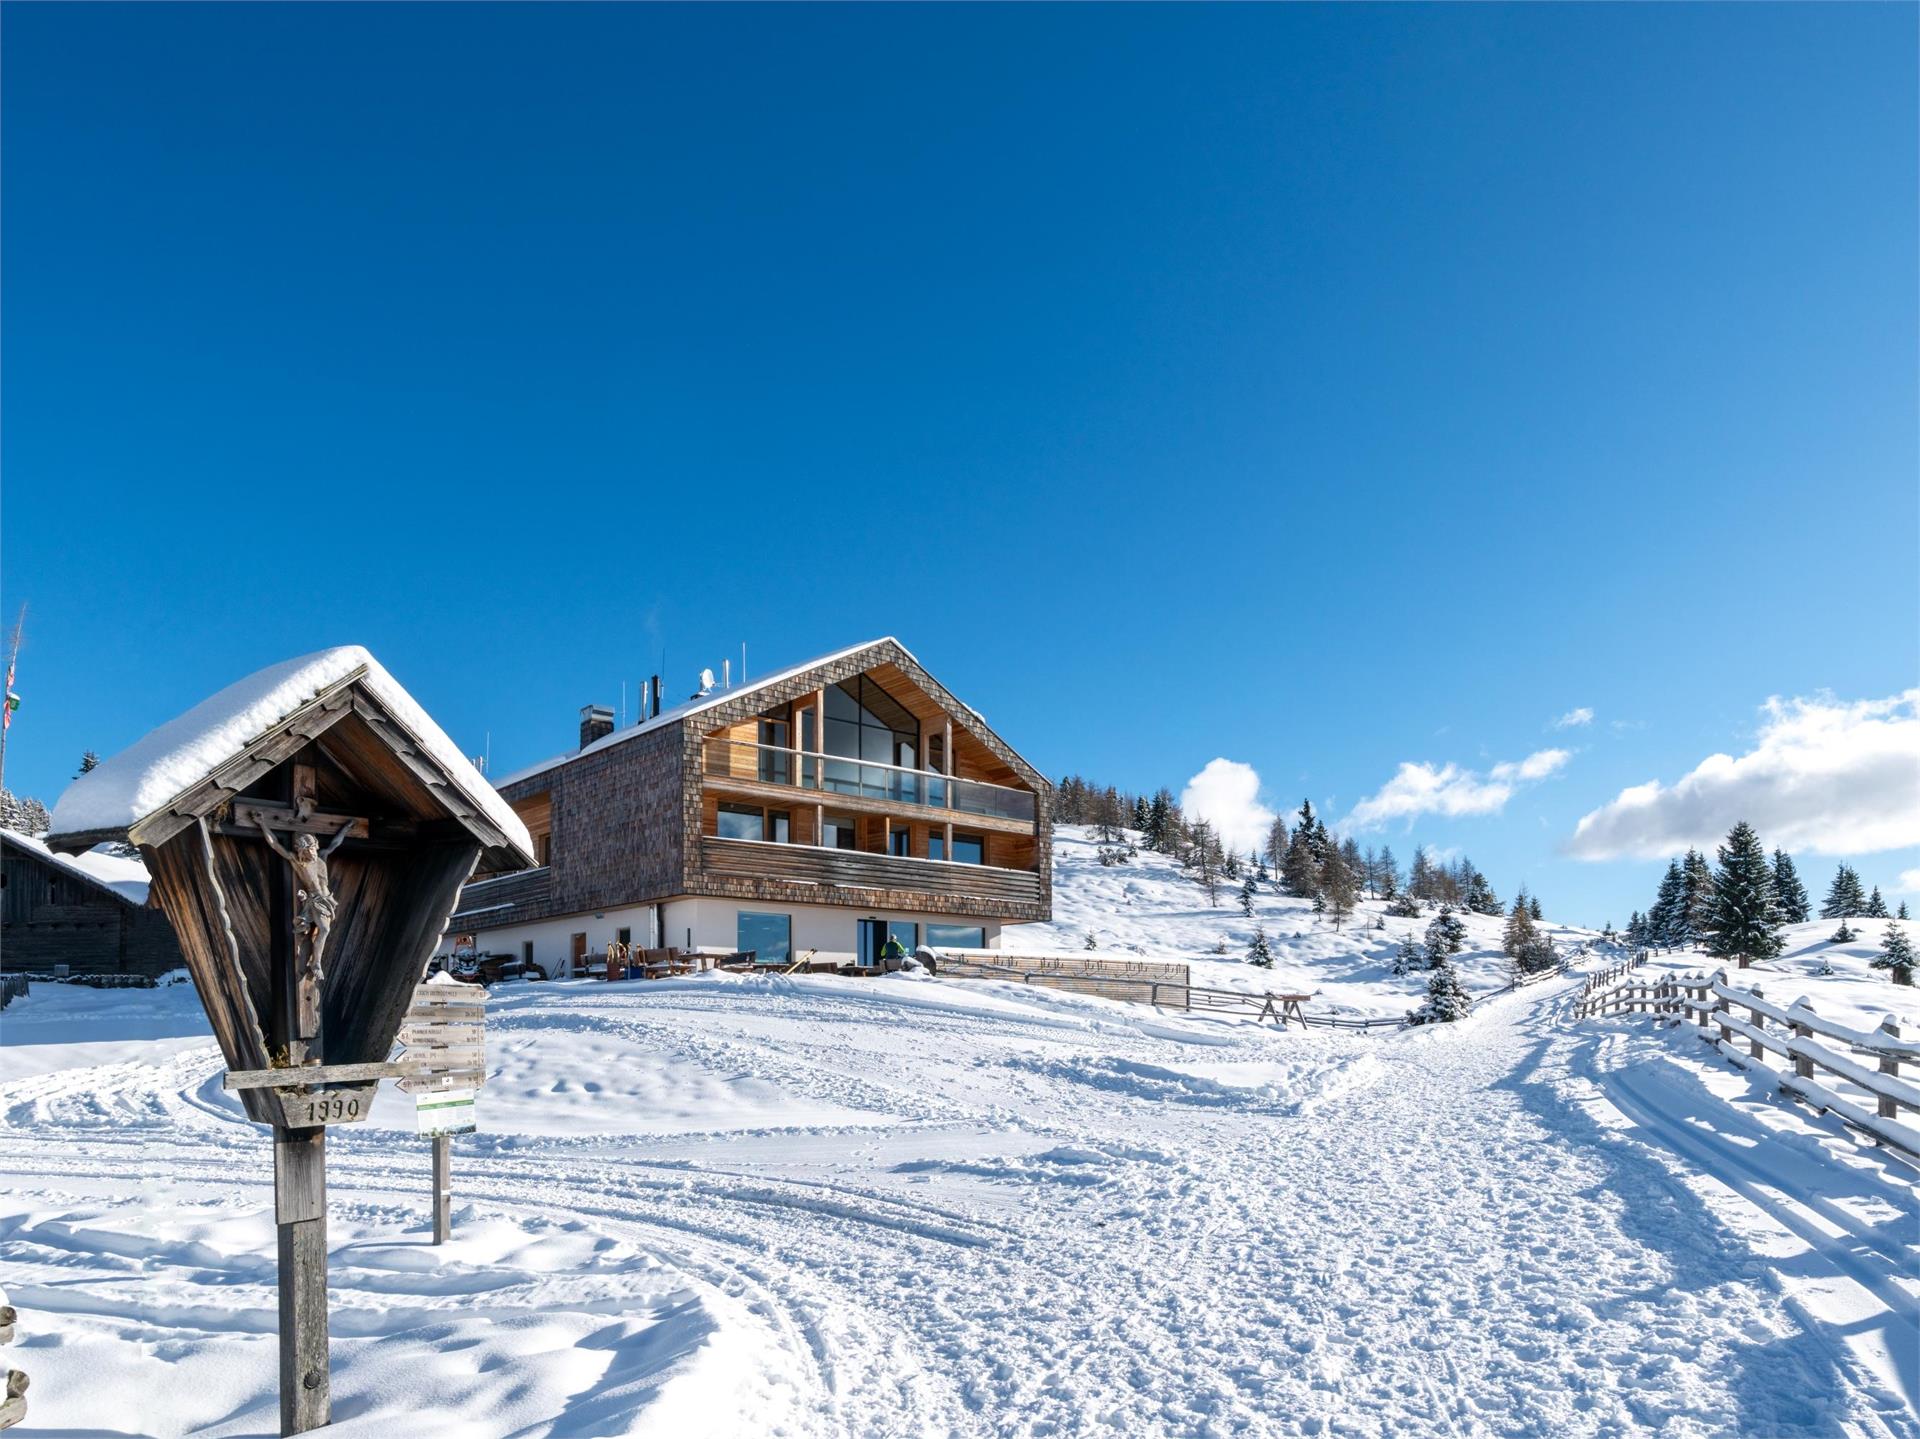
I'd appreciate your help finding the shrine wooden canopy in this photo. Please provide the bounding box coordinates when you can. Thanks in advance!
[48,654,533,1127]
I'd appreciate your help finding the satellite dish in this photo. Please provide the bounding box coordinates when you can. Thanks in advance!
[692,667,717,699]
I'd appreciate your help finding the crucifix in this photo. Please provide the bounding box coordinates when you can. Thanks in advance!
[254,806,351,1054]
[231,773,370,1436]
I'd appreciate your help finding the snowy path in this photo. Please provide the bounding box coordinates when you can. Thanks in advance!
[2,974,1915,1437]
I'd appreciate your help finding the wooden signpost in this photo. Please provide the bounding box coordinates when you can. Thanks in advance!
[47,650,532,1437]
[397,980,488,1244]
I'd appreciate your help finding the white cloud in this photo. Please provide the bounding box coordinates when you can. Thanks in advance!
[1893,868,1920,894]
[1553,707,1594,730]
[1565,690,1920,861]
[1347,748,1569,829]
[1180,759,1277,859]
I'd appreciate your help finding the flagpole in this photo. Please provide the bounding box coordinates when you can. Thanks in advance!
[0,602,25,796]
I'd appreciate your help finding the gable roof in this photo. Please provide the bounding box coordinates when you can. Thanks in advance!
[47,645,533,864]
[3,828,152,907]
[493,636,1043,793]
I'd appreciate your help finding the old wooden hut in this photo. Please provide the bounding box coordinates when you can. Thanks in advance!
[1,829,183,978]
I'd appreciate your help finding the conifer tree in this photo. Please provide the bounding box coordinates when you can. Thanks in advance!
[1393,933,1422,975]
[1874,922,1915,986]
[1465,868,1501,916]
[1648,859,1686,949]
[1240,874,1257,917]
[1282,821,1321,898]
[1376,846,1400,900]
[1408,846,1437,903]
[1408,957,1471,1025]
[1677,850,1715,947]
[1425,905,1466,965]
[1339,836,1365,896]
[1263,817,1289,881]
[1901,902,1911,921]
[1770,850,1810,924]
[1504,892,1538,959]
[1703,820,1781,968]
[1322,848,1358,929]
[1830,920,1856,944]
[1820,865,1867,919]
[1385,891,1422,919]
[1528,894,1543,923]
[1865,886,1889,919]
[77,750,100,777]
[1248,924,1274,969]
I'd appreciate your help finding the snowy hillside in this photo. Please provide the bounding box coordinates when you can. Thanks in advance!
[1635,916,1920,1037]
[1006,825,1601,1017]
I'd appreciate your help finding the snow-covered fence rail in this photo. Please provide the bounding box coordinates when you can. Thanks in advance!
[1577,967,1920,1163]
[929,954,1335,1026]
[1572,951,1649,1013]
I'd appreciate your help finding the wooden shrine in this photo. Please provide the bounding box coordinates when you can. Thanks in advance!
[48,651,531,1435]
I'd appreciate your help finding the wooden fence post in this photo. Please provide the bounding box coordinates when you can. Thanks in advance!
[1879,1018,1903,1121]
[1713,971,1733,1052]
[1747,986,1766,1063]
[1790,1001,1814,1081]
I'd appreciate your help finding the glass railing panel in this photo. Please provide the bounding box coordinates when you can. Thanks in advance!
[704,740,1032,820]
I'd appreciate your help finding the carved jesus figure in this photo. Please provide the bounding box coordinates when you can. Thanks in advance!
[257,817,352,984]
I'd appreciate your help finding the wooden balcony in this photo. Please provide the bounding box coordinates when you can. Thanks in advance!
[451,866,551,926]
[697,836,1045,914]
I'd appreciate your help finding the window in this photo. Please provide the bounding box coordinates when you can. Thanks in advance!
[928,734,946,774]
[887,921,919,955]
[822,676,921,783]
[717,803,765,841]
[616,927,631,948]
[927,833,945,861]
[769,810,791,844]
[535,832,553,866]
[927,924,986,950]
[822,816,858,850]
[738,911,791,965]
[758,719,790,784]
[951,833,985,865]
[888,827,911,857]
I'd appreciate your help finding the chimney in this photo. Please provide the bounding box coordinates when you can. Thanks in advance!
[579,704,615,749]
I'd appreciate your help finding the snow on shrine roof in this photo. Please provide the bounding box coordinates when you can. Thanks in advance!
[48,646,534,859]
[2,829,152,906]
[491,636,902,788]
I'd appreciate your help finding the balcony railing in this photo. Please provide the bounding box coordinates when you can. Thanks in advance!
[703,739,1036,823]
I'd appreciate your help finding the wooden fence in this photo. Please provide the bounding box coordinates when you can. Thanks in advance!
[930,949,1575,1030]
[1575,966,1920,1162]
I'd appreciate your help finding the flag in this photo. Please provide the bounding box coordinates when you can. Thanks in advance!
[3,655,16,731]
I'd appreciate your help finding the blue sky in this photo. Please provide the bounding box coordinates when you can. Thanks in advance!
[3,4,1915,927]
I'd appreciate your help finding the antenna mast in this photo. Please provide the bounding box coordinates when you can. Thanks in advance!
[0,602,24,795]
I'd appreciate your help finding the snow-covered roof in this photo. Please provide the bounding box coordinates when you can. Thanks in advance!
[493,637,901,788]
[47,646,534,860]
[2,828,152,906]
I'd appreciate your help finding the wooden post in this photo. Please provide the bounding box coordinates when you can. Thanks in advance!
[274,1125,329,1435]
[1713,970,1732,1051]
[1879,1018,1902,1121]
[1790,1001,1814,1081]
[1747,986,1766,1063]
[432,1134,451,1245]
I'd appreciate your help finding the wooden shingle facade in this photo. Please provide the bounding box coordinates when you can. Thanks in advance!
[452,638,1053,971]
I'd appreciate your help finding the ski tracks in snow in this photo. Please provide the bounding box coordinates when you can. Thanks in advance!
[2,975,1915,1437]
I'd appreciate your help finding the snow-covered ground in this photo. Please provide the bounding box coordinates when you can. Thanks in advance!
[1007,826,1602,1016]
[4,948,1917,1437]
[1631,917,1920,1038]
